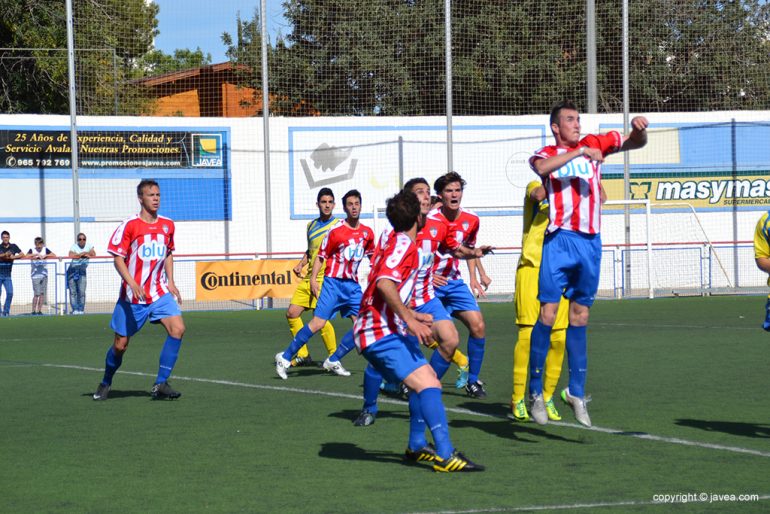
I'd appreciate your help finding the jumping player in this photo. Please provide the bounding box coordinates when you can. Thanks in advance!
[528,100,648,426]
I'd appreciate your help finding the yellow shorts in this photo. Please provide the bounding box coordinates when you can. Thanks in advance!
[290,277,323,309]
[515,265,568,329]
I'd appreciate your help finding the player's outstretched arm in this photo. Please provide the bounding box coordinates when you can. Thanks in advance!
[620,116,649,152]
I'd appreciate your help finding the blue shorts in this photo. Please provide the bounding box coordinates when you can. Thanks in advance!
[435,279,480,316]
[538,229,602,307]
[110,293,182,337]
[415,297,453,322]
[314,277,362,320]
[362,333,427,384]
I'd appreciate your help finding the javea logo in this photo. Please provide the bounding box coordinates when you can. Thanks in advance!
[139,241,167,260]
[192,133,223,167]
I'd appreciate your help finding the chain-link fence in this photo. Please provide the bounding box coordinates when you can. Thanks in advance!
[2,0,770,305]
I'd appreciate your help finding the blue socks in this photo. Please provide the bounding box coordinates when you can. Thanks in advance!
[416,388,453,460]
[283,325,314,361]
[528,321,553,395]
[764,298,770,331]
[467,336,486,383]
[155,336,182,384]
[362,365,382,414]
[429,350,452,380]
[101,346,123,386]
[408,393,428,451]
[566,325,587,398]
[329,330,356,363]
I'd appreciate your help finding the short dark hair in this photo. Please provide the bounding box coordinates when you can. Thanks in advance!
[403,177,429,193]
[550,100,579,126]
[137,179,159,196]
[317,187,335,202]
[34,237,44,245]
[1,231,9,237]
[430,195,442,207]
[433,171,466,195]
[342,189,362,205]
[386,190,420,232]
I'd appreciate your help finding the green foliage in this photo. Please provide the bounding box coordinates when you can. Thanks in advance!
[2,0,769,116]
[139,48,212,76]
[274,0,770,115]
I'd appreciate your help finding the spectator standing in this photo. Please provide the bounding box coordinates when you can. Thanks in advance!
[27,237,56,315]
[68,232,95,314]
[0,231,23,317]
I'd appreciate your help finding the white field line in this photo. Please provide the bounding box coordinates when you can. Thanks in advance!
[409,495,770,514]
[34,362,770,459]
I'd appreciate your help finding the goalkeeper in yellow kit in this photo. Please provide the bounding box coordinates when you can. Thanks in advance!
[511,181,569,421]
[286,188,339,365]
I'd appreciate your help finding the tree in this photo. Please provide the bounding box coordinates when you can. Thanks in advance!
[273,0,770,115]
[138,48,212,76]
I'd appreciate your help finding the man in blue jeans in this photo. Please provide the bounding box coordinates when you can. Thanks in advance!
[68,232,96,314]
[0,231,23,317]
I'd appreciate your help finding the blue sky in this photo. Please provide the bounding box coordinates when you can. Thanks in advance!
[153,0,289,63]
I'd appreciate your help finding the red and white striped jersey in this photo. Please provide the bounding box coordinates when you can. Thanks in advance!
[354,231,419,351]
[430,207,479,282]
[530,131,622,235]
[318,221,375,281]
[411,214,461,307]
[108,215,176,304]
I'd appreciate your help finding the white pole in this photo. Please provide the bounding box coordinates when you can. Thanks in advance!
[646,199,653,299]
[65,0,81,238]
[444,0,453,172]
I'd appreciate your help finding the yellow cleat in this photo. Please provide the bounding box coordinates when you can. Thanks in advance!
[509,399,530,422]
[544,397,562,421]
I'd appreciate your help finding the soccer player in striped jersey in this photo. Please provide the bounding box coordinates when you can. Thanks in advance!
[527,100,648,426]
[92,179,185,401]
[431,172,490,398]
[510,181,569,422]
[354,189,484,472]
[353,178,491,427]
[286,188,339,367]
[275,189,375,379]
[753,211,770,330]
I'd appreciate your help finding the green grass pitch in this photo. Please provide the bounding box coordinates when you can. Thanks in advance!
[1,296,768,513]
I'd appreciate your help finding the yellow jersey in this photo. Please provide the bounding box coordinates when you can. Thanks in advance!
[753,211,770,285]
[518,180,549,269]
[305,216,339,277]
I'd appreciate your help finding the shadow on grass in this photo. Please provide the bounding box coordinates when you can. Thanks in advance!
[319,442,424,469]
[81,390,150,399]
[675,419,770,438]
[450,418,583,444]
[327,409,409,423]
